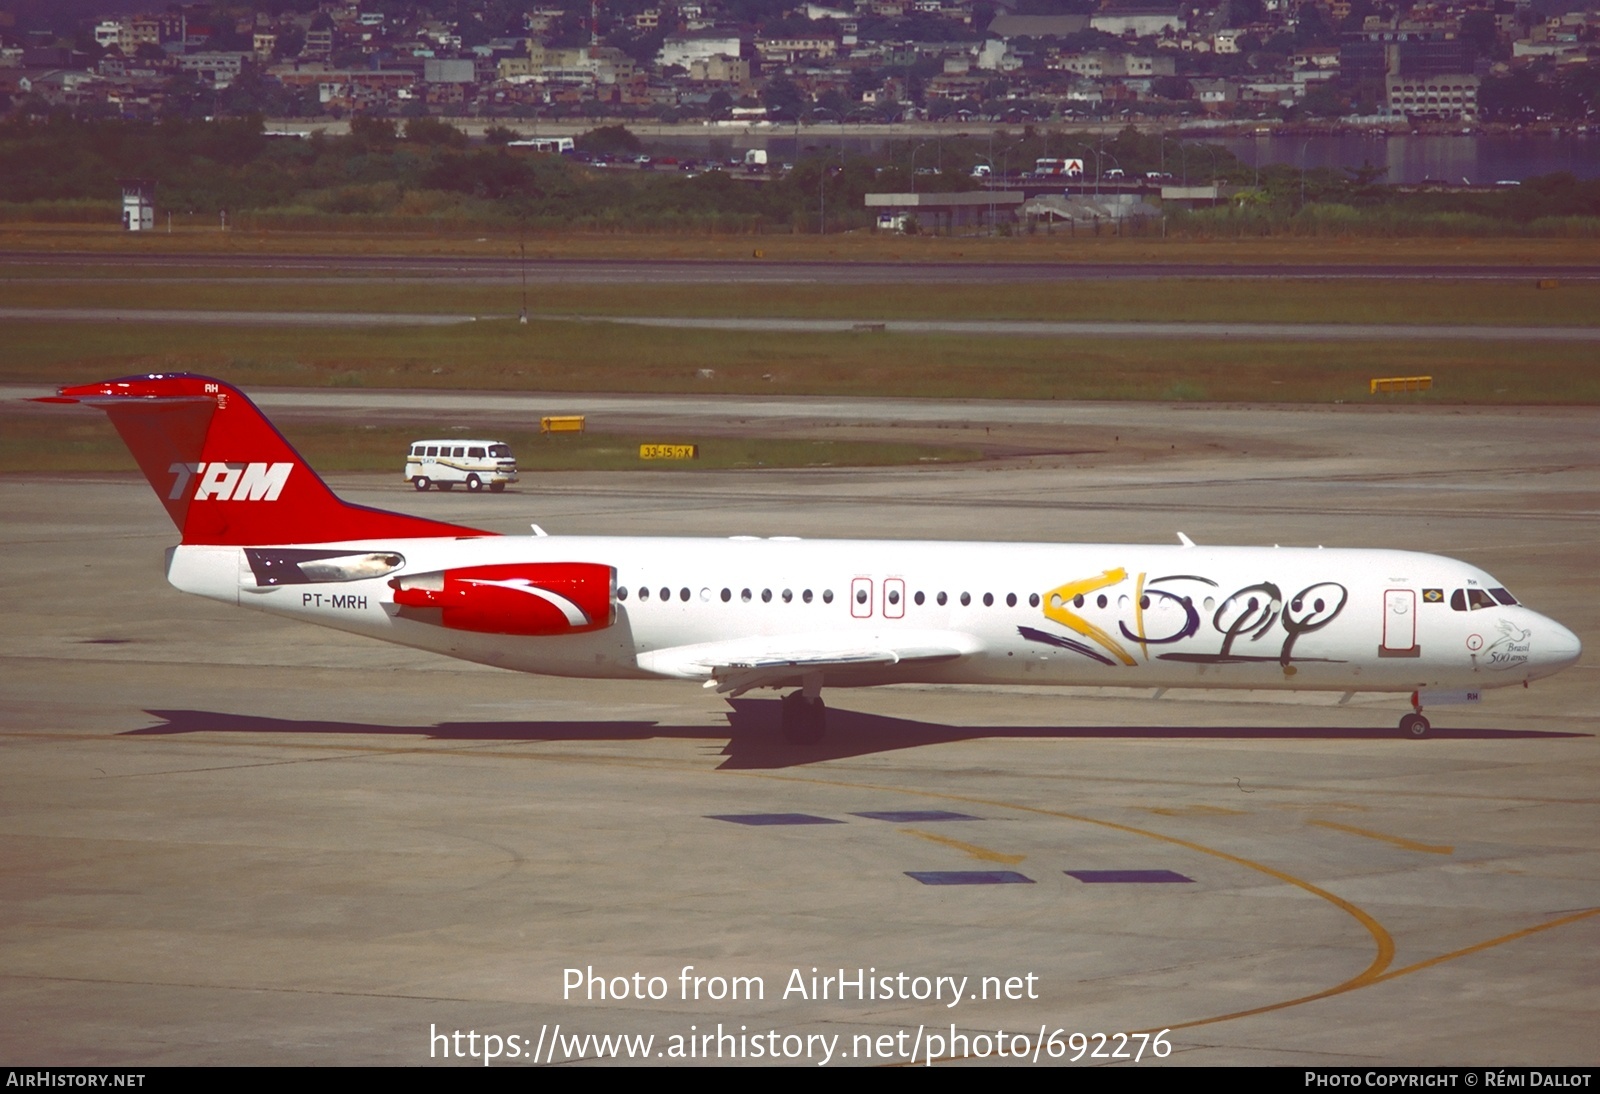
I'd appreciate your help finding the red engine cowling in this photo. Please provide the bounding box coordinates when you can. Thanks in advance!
[390,562,615,636]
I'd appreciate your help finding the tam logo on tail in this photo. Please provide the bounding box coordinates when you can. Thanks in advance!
[42,373,492,546]
[169,461,293,502]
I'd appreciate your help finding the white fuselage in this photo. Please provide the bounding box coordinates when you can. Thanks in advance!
[166,535,1581,700]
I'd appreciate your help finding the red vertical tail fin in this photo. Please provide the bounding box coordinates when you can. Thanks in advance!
[43,374,492,545]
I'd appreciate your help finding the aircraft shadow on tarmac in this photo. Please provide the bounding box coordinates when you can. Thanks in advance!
[124,704,1584,771]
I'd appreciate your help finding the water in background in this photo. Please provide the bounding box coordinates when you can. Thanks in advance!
[1209,133,1598,184]
[642,129,1600,184]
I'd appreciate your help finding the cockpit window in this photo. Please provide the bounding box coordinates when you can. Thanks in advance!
[1451,588,1499,611]
[1489,587,1517,606]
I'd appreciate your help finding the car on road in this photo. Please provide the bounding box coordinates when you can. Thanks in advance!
[405,440,518,493]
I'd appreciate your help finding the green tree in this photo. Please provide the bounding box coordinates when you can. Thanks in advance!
[849,67,882,99]
[349,114,398,149]
[575,124,642,156]
[762,74,807,121]
[422,150,535,199]
[404,116,469,147]
[1459,11,1501,60]
[159,71,210,120]
[273,27,307,61]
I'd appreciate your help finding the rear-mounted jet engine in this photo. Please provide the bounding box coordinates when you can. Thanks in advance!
[390,562,615,636]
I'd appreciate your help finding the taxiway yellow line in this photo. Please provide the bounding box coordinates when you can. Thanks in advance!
[30,724,1595,1040]
[750,770,1398,1018]
[903,828,1026,865]
[1309,819,1454,855]
[1373,906,1600,984]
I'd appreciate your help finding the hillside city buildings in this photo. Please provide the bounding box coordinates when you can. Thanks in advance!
[2,0,1595,128]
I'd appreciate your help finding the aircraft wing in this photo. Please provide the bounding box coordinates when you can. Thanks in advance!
[636,630,980,696]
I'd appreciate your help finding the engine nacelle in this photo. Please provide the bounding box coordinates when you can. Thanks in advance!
[390,562,615,636]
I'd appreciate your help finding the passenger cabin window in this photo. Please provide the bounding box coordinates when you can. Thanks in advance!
[426,446,439,457]
[468,447,485,459]
[453,447,465,458]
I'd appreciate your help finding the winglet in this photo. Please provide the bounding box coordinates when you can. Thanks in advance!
[1176,532,1195,548]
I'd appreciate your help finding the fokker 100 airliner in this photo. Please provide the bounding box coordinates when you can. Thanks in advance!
[44,374,1581,743]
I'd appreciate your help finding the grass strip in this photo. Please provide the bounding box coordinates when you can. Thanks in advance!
[2,276,1598,328]
[0,414,982,474]
[5,222,1600,266]
[4,319,1596,404]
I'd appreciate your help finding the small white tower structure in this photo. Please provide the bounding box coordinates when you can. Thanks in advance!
[119,179,155,231]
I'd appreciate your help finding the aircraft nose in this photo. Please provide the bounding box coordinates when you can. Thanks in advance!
[1535,616,1582,677]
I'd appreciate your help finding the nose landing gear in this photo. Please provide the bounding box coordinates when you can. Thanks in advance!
[1400,691,1430,737]
[1399,712,1431,737]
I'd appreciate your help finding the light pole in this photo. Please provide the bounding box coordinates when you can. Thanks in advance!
[1085,145,1105,196]
[974,153,997,235]
[1298,136,1312,210]
[819,160,825,235]
[1100,149,1123,233]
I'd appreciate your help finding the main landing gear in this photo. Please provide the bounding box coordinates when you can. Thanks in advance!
[781,690,826,746]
